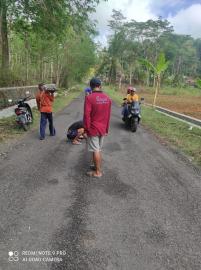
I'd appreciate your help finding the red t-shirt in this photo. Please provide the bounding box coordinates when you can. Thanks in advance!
[84,91,111,136]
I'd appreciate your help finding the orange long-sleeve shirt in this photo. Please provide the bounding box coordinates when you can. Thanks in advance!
[35,91,54,113]
[126,93,139,103]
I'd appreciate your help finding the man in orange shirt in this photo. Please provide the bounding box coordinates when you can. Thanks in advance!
[36,83,56,140]
[126,87,139,102]
[122,87,139,119]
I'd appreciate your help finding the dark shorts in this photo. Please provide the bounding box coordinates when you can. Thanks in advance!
[67,130,78,140]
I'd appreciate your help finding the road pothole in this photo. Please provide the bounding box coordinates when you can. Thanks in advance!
[81,230,96,248]
[47,178,59,185]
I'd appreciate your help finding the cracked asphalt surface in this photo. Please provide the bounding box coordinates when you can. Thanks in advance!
[0,94,201,270]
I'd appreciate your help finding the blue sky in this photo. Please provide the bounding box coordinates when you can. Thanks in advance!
[93,0,201,45]
[149,0,200,17]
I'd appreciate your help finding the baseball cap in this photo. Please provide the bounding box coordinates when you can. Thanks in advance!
[85,87,91,93]
[90,78,101,89]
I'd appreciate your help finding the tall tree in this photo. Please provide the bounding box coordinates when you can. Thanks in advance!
[0,0,104,86]
[0,0,9,70]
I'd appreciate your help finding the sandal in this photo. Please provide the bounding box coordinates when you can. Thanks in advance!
[72,141,82,145]
[86,171,102,178]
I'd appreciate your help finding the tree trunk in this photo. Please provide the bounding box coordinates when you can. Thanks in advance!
[153,75,159,107]
[153,75,156,88]
[40,56,43,81]
[129,67,132,85]
[44,62,47,81]
[146,69,150,86]
[50,61,53,83]
[56,56,61,86]
[1,2,9,70]
[0,14,2,61]
[24,32,29,83]
[119,74,122,89]
[158,75,161,92]
[25,51,29,83]
[176,56,181,75]
[109,58,116,84]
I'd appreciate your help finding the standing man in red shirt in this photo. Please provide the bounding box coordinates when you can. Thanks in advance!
[84,78,111,178]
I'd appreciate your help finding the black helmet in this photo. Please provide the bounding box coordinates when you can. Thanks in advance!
[90,77,101,89]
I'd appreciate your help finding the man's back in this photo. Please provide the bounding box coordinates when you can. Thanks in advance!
[84,91,111,136]
[36,91,54,113]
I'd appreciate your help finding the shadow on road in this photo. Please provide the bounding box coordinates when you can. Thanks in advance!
[50,152,137,270]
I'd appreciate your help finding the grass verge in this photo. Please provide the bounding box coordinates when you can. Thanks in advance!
[0,86,82,143]
[143,85,201,97]
[104,86,201,166]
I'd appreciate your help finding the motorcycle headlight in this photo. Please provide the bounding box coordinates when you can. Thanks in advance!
[131,109,139,114]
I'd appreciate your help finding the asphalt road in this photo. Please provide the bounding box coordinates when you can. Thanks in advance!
[0,94,201,270]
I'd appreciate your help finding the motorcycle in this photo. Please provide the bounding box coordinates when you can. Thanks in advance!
[122,99,143,132]
[14,96,33,131]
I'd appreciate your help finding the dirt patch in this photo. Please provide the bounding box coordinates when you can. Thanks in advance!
[139,93,201,120]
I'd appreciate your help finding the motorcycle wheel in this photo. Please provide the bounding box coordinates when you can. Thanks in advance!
[29,113,33,123]
[29,115,33,123]
[125,117,130,128]
[22,123,29,131]
[131,117,138,132]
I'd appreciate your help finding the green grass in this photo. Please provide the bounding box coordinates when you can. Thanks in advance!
[104,86,201,166]
[53,88,82,112]
[143,85,201,97]
[0,116,25,142]
[103,86,123,103]
[0,86,82,143]
[142,106,201,165]
[103,83,201,97]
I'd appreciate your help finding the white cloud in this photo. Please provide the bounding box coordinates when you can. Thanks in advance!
[92,1,201,46]
[92,0,156,46]
[168,4,201,38]
[123,0,155,21]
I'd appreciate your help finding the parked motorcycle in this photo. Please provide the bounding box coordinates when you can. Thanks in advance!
[14,97,33,131]
[122,99,143,132]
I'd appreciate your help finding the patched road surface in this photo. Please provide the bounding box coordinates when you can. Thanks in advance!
[0,95,201,270]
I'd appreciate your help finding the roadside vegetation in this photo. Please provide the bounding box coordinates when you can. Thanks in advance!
[97,10,201,96]
[104,86,201,166]
[142,85,201,97]
[0,87,82,143]
[0,1,101,88]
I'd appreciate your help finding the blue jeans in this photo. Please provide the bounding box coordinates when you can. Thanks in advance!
[40,112,55,139]
[122,105,128,117]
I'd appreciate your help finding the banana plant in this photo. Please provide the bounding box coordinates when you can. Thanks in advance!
[140,52,169,106]
[196,79,201,89]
